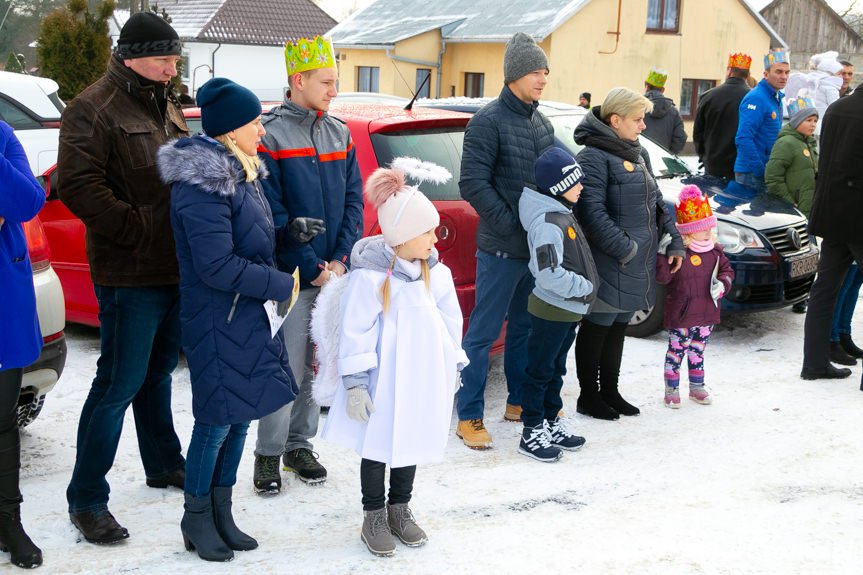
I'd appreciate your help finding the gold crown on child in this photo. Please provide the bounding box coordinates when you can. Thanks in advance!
[285,36,336,75]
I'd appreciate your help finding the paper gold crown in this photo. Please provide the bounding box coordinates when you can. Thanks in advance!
[787,96,815,116]
[764,49,790,70]
[285,36,336,75]
[675,185,716,234]
[728,53,752,70]
[645,67,668,88]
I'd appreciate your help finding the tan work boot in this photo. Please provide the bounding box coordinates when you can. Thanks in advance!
[456,419,492,449]
[361,508,395,557]
[387,503,427,547]
[504,404,564,422]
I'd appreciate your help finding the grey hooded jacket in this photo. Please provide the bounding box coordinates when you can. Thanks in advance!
[643,89,688,154]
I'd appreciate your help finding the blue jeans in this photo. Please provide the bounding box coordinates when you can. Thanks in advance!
[456,250,534,421]
[67,285,185,514]
[521,316,577,428]
[185,421,249,498]
[830,264,863,340]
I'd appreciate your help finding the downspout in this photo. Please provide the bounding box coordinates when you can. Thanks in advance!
[211,41,222,75]
[599,0,622,55]
[436,39,447,99]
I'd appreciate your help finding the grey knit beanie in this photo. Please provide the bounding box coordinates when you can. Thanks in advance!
[503,32,548,84]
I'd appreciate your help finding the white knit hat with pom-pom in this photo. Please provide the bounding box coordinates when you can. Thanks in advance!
[364,157,449,247]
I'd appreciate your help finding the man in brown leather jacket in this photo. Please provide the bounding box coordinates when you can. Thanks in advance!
[57,12,188,545]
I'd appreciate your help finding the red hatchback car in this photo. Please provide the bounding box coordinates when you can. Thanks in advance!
[38,102,489,339]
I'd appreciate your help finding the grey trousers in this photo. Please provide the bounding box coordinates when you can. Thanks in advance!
[255,287,320,456]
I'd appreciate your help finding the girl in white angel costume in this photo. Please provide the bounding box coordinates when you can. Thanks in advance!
[311,158,468,557]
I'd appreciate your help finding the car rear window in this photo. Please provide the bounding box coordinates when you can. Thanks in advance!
[370,128,465,201]
[0,97,42,130]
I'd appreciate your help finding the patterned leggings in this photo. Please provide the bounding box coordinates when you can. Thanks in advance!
[664,326,714,387]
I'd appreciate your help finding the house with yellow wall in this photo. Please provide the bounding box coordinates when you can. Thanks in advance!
[328,0,787,147]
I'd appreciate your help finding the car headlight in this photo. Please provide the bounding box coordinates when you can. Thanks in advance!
[716,220,763,254]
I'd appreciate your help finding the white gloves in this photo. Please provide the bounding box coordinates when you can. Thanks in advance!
[346,386,375,423]
[710,277,725,306]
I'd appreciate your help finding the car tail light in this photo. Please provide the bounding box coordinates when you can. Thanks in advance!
[22,216,52,272]
[435,213,456,252]
[369,221,382,236]
[40,121,61,129]
[43,331,64,343]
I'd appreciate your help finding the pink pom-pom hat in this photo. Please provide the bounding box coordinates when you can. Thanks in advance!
[674,184,716,234]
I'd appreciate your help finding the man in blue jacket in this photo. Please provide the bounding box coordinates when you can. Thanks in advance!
[733,50,789,191]
[254,36,363,494]
[455,32,554,449]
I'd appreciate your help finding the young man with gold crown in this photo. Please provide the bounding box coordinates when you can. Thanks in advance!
[253,36,364,494]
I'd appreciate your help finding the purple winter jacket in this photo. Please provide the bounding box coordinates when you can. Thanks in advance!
[656,245,733,329]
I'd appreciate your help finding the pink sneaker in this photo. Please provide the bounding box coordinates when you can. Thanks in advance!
[664,385,680,409]
[689,384,712,405]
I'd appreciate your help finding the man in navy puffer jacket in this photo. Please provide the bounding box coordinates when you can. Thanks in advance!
[455,32,555,449]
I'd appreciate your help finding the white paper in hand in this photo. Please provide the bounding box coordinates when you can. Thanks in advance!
[264,268,301,338]
[710,259,723,307]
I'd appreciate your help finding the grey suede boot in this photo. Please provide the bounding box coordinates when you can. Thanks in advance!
[181,494,233,562]
[361,508,395,556]
[212,486,257,551]
[387,503,428,547]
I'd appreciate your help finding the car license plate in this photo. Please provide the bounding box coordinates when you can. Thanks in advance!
[788,253,819,278]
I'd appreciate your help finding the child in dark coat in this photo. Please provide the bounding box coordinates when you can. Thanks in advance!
[656,185,734,408]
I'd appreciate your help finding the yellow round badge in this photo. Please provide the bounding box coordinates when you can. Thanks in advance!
[803,149,810,157]
[690,254,702,266]
[623,161,634,172]
[771,111,777,119]
[567,226,576,240]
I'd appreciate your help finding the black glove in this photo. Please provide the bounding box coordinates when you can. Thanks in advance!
[289,218,325,243]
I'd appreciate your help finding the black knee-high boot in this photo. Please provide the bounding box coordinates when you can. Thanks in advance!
[599,322,640,416]
[0,428,42,569]
[575,320,619,420]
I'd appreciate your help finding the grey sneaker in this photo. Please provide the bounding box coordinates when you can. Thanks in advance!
[253,455,281,495]
[361,508,395,556]
[282,448,327,484]
[387,503,428,547]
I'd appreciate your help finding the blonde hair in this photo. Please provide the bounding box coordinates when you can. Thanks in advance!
[214,134,260,182]
[681,229,717,248]
[378,248,431,317]
[600,87,654,123]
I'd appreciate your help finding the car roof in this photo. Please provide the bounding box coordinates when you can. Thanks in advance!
[417,96,586,117]
[0,71,62,120]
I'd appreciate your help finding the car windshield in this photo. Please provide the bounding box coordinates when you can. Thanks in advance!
[543,108,691,178]
[370,128,465,201]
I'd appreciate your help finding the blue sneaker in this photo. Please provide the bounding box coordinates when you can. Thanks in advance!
[546,417,586,451]
[518,422,562,462]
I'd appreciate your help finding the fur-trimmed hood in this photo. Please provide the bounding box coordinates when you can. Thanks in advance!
[156,134,267,197]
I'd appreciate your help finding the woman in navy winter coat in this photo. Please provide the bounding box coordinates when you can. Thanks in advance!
[572,88,684,421]
[157,78,323,562]
[0,121,44,568]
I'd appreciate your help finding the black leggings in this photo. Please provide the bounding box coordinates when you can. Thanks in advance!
[360,458,416,511]
[0,368,23,509]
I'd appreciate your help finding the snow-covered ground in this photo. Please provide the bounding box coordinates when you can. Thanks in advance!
[12,306,863,574]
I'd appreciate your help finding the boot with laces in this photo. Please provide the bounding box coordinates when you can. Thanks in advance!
[456,419,492,449]
[282,448,327,484]
[664,384,681,409]
[518,422,562,462]
[387,503,427,547]
[252,455,281,495]
[545,417,585,451]
[361,508,395,556]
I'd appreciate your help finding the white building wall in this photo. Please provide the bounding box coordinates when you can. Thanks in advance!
[185,43,289,101]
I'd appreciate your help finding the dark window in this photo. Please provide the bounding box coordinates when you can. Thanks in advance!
[370,128,465,201]
[647,0,680,33]
[0,98,41,130]
[679,78,716,119]
[416,68,431,98]
[357,66,379,92]
[464,72,484,98]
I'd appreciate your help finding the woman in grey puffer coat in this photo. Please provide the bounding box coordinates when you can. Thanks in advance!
[573,87,684,421]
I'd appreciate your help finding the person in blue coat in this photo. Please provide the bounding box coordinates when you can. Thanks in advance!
[157,78,324,562]
[733,50,789,191]
[0,120,44,568]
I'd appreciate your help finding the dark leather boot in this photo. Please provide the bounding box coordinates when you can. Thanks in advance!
[181,493,233,562]
[839,333,863,358]
[146,466,185,489]
[829,341,857,366]
[575,320,619,421]
[599,322,640,416]
[0,507,42,568]
[212,486,257,551]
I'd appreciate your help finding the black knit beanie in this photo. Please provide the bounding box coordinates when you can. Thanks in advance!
[197,78,262,137]
[116,12,181,60]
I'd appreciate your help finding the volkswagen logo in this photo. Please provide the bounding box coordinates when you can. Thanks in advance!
[786,228,802,251]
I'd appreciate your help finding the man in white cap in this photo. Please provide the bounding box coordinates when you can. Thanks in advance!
[455,32,554,449]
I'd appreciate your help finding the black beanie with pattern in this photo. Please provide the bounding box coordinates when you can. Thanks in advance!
[116,12,181,60]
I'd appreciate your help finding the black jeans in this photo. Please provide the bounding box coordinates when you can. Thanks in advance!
[521,316,578,428]
[360,459,415,511]
[803,238,863,369]
[0,368,23,510]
